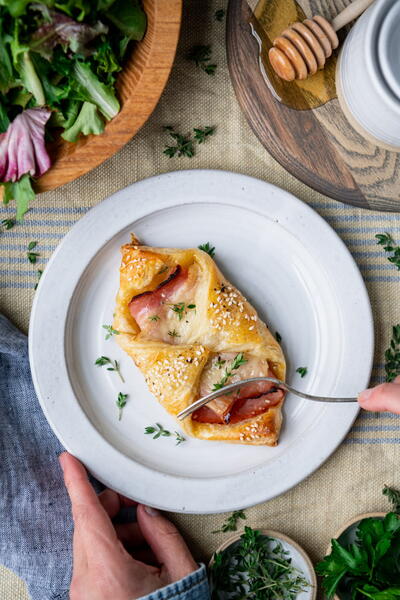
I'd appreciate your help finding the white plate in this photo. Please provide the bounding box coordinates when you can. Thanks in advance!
[29,170,374,514]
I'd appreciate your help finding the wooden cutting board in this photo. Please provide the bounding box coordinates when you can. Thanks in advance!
[227,0,400,212]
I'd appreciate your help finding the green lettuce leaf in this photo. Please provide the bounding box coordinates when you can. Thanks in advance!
[72,60,119,120]
[2,174,35,220]
[61,101,104,142]
[105,0,146,40]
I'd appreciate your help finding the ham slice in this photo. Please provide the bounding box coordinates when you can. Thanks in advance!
[129,266,186,324]
[192,354,285,425]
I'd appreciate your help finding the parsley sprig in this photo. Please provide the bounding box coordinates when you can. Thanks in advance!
[95,356,125,383]
[187,45,217,75]
[163,126,216,158]
[145,423,186,445]
[376,232,400,270]
[296,367,308,378]
[167,302,196,321]
[213,353,247,391]
[384,325,400,382]
[210,526,310,600]
[1,218,14,230]
[316,488,400,599]
[27,241,39,264]
[102,324,120,340]
[198,242,215,257]
[213,510,246,534]
[116,392,128,421]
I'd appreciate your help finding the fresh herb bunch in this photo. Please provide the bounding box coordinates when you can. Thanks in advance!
[376,233,400,270]
[210,526,310,600]
[213,353,247,390]
[213,510,246,534]
[198,242,215,257]
[384,325,400,382]
[316,487,400,599]
[0,0,146,219]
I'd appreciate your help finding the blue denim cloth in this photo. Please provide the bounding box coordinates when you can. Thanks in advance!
[0,314,210,600]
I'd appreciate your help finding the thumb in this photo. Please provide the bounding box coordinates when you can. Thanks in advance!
[358,378,400,413]
[136,504,197,581]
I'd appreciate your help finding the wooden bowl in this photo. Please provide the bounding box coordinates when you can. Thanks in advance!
[326,513,386,600]
[35,0,182,193]
[210,529,317,600]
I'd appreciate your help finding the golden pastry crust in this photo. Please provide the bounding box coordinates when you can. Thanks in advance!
[113,235,286,446]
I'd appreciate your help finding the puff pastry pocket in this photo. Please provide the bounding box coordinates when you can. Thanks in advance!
[114,235,286,446]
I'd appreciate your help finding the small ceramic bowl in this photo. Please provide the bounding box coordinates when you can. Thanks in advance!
[336,0,400,150]
[210,529,317,600]
[326,513,386,600]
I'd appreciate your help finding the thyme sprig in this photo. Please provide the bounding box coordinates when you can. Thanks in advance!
[116,392,128,421]
[213,353,247,391]
[213,510,246,534]
[95,356,125,383]
[376,232,400,270]
[163,126,216,158]
[210,526,310,600]
[384,325,400,382]
[198,242,215,257]
[187,44,217,75]
[145,423,186,445]
[167,302,196,321]
[102,324,120,340]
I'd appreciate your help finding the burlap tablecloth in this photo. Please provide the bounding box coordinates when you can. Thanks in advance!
[1,1,400,597]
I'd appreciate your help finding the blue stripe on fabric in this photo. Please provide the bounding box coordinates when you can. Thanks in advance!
[336,226,400,233]
[0,269,44,276]
[359,412,400,419]
[345,438,400,444]
[0,219,78,227]
[0,244,57,251]
[0,257,46,264]
[0,206,88,215]
[1,282,37,289]
[324,215,400,222]
[352,425,400,432]
[0,231,63,239]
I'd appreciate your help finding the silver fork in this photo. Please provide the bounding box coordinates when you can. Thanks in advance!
[177,376,358,420]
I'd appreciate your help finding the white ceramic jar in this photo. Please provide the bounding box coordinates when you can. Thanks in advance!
[336,0,400,150]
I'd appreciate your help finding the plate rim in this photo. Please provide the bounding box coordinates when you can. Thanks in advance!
[29,169,374,513]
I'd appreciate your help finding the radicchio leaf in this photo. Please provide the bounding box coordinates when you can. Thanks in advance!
[30,7,108,60]
[0,107,51,182]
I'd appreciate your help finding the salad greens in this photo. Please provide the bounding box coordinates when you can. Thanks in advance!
[316,487,400,600]
[0,0,146,219]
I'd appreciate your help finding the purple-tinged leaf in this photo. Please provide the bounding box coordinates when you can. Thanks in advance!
[0,107,51,182]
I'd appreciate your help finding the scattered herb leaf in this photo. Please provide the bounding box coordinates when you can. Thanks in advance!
[34,268,43,290]
[213,353,247,390]
[213,510,246,534]
[1,218,15,230]
[95,356,124,383]
[145,423,171,439]
[383,485,400,514]
[215,9,225,21]
[175,432,186,445]
[296,367,308,378]
[193,126,215,144]
[148,314,160,322]
[198,242,215,257]
[168,329,180,338]
[157,265,169,275]
[210,526,310,600]
[116,392,128,421]
[384,325,400,382]
[102,324,120,340]
[275,331,282,343]
[187,44,217,75]
[27,240,39,263]
[167,302,196,321]
[215,356,226,369]
[376,232,400,271]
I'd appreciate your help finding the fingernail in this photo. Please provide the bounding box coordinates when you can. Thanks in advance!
[359,388,373,402]
[144,505,159,516]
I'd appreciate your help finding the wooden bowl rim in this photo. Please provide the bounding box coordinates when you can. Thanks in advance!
[209,528,317,600]
[35,0,182,193]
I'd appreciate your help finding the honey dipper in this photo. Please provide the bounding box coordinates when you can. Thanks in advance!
[268,0,375,81]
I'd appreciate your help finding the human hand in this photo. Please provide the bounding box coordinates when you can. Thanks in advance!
[59,452,198,600]
[358,375,400,414]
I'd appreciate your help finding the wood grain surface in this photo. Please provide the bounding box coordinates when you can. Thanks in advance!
[35,0,182,193]
[227,0,400,212]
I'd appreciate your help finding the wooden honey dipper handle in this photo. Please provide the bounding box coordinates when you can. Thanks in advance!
[269,0,375,81]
